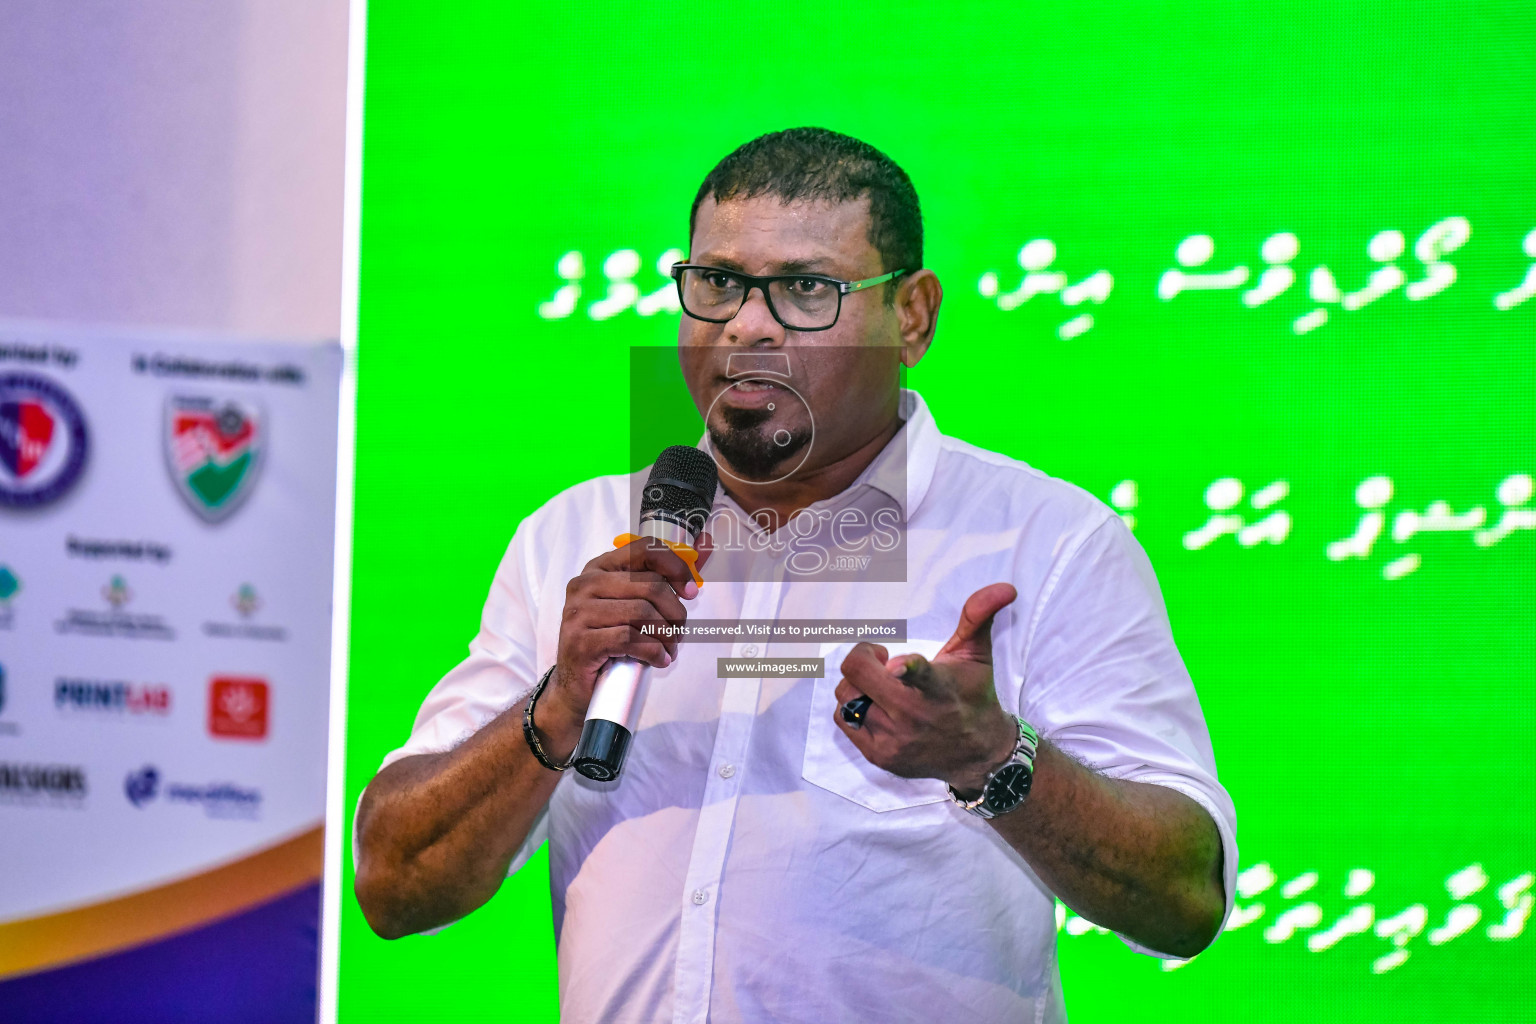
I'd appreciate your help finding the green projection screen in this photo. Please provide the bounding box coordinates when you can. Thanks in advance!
[341,3,1535,1020]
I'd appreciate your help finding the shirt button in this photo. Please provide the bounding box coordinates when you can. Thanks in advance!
[692,889,709,906]
[718,763,736,779]
[742,644,759,657]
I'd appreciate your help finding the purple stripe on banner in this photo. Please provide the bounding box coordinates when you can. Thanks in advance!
[0,882,319,1024]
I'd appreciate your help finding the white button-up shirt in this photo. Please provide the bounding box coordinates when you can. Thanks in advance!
[381,390,1238,1023]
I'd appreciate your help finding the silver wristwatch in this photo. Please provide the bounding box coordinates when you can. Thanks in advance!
[948,716,1040,820]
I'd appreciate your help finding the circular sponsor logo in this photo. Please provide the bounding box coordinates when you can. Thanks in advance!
[0,373,89,508]
[125,764,160,806]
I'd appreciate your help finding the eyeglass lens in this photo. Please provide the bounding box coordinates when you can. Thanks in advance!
[679,268,841,329]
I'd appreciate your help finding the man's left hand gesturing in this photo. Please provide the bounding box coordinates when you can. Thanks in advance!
[836,581,1228,958]
[834,582,1022,794]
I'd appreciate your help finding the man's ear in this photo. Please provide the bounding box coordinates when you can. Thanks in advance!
[896,269,942,368]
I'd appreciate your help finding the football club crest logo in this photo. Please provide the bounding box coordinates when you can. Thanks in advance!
[165,396,262,522]
[0,373,89,508]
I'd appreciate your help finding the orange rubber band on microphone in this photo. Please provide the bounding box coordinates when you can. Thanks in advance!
[613,533,703,587]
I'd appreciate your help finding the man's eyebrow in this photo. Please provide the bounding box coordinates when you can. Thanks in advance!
[689,255,838,275]
[772,258,836,274]
[691,254,748,272]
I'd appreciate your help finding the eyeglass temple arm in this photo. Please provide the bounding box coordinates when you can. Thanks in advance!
[840,269,907,294]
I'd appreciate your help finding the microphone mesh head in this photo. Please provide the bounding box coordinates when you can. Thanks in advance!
[640,446,719,536]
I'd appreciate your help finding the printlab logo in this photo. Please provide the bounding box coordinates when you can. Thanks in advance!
[55,677,172,716]
[0,372,89,508]
[123,763,260,818]
[208,676,269,740]
[165,395,263,522]
[203,582,287,642]
[0,564,19,630]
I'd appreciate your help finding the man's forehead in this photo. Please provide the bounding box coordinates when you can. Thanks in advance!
[691,193,878,269]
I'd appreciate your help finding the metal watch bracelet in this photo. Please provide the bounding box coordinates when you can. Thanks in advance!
[523,665,573,772]
[948,715,1040,816]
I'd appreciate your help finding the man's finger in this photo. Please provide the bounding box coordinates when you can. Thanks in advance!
[597,537,699,597]
[885,653,943,695]
[833,677,861,708]
[839,643,907,706]
[577,601,682,660]
[581,625,673,671]
[582,574,688,623]
[938,582,1018,662]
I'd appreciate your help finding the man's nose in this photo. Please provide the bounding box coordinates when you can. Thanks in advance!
[724,284,784,346]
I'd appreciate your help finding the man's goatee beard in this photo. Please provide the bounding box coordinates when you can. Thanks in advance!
[708,406,810,481]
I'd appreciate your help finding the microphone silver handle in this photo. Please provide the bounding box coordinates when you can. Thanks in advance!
[584,657,647,727]
[572,517,694,781]
[572,657,649,781]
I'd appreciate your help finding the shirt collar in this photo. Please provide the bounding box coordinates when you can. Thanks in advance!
[848,388,940,517]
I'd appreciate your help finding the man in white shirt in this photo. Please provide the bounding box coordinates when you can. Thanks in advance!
[355,127,1236,1023]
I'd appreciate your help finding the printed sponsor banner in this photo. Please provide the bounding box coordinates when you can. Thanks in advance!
[0,321,340,1012]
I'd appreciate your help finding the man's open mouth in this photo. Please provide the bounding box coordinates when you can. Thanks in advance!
[726,378,783,392]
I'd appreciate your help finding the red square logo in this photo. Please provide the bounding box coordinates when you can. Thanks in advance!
[208,677,269,740]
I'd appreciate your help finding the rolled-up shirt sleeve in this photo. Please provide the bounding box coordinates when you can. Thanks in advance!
[1018,514,1238,957]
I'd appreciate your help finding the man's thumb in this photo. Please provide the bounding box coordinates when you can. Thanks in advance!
[938,582,1018,662]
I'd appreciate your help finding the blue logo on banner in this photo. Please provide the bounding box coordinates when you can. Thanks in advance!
[125,764,160,807]
[0,373,90,508]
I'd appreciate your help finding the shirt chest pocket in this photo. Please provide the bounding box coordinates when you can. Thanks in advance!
[801,639,953,815]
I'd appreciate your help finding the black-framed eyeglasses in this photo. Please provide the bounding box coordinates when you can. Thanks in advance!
[670,263,907,332]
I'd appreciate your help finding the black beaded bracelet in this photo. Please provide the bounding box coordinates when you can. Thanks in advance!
[522,666,572,772]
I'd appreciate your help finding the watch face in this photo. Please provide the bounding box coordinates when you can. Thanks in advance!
[984,762,1033,815]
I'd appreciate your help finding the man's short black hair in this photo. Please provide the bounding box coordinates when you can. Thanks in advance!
[689,128,923,296]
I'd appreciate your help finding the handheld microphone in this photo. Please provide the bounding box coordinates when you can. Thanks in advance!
[571,445,719,781]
